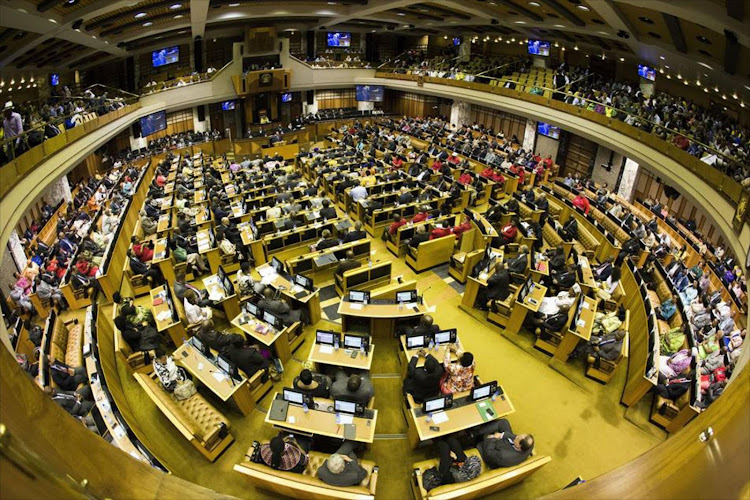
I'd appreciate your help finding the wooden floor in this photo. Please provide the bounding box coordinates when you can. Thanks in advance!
[55,212,666,500]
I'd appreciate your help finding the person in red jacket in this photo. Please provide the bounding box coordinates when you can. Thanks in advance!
[412,206,430,223]
[492,171,505,185]
[451,215,472,239]
[447,152,461,165]
[458,172,472,185]
[496,218,518,246]
[510,164,525,184]
[131,237,154,262]
[431,159,443,172]
[572,194,590,214]
[75,258,98,277]
[392,156,404,169]
[430,223,454,240]
[481,166,495,178]
[383,214,407,242]
[542,155,553,169]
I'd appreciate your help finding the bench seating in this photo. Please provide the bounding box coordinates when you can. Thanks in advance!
[571,225,599,259]
[50,317,83,370]
[586,309,630,383]
[134,371,234,461]
[406,234,456,273]
[411,448,550,500]
[541,223,572,259]
[233,442,379,500]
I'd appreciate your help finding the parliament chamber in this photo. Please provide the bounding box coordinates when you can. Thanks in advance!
[0,2,748,499]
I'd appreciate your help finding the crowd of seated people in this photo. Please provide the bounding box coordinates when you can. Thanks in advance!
[141,67,217,95]
[144,130,223,154]
[307,49,372,69]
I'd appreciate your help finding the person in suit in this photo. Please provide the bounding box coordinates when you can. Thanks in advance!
[315,229,340,251]
[44,385,94,417]
[319,199,337,220]
[329,372,374,405]
[403,351,444,403]
[477,262,510,309]
[593,257,614,281]
[474,418,534,469]
[335,250,361,278]
[128,249,164,285]
[258,287,305,326]
[409,225,430,249]
[49,359,88,391]
[398,186,415,204]
[317,441,368,487]
[293,368,331,398]
[228,339,269,379]
[341,221,367,243]
[507,246,529,275]
[551,264,577,291]
[572,329,625,367]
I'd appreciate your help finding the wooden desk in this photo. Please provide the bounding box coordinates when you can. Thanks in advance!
[338,301,429,338]
[554,296,597,362]
[405,391,514,448]
[173,341,255,416]
[197,229,221,273]
[231,312,293,362]
[398,335,460,378]
[265,393,377,443]
[255,264,322,324]
[577,255,597,293]
[308,342,375,371]
[506,283,547,334]
[151,238,176,285]
[203,274,241,319]
[195,204,211,227]
[530,257,549,283]
[238,223,267,265]
[157,213,171,233]
[149,285,186,347]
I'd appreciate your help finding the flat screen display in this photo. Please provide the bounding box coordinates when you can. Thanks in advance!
[349,290,369,303]
[638,64,656,81]
[396,290,418,303]
[316,330,337,345]
[283,388,304,404]
[245,302,260,317]
[217,355,233,374]
[50,73,60,86]
[434,329,456,345]
[327,32,351,47]
[140,111,167,137]
[425,396,447,412]
[152,46,179,67]
[263,310,278,326]
[281,92,293,103]
[221,100,236,111]
[343,334,364,349]
[537,121,560,140]
[407,335,425,349]
[528,39,550,57]
[356,85,384,102]
[335,399,357,414]
[452,37,462,46]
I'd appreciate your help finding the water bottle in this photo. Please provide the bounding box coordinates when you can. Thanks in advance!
[333,338,339,351]
[335,412,341,425]
[491,391,498,402]
[425,413,432,423]
[302,402,309,414]
[360,344,366,357]
[428,339,435,352]
[368,259,372,269]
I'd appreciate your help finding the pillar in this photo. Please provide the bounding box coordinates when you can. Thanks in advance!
[300,31,307,58]
[458,37,470,63]
[639,81,654,98]
[7,230,27,270]
[617,158,640,201]
[532,57,547,68]
[450,101,471,128]
[44,176,72,205]
[358,101,374,112]
[523,119,536,152]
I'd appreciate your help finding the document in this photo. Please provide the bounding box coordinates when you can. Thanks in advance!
[349,303,363,310]
[319,344,334,354]
[338,414,354,425]
[288,416,296,424]
[212,371,227,382]
[431,411,449,424]
[258,266,277,278]
[581,301,590,310]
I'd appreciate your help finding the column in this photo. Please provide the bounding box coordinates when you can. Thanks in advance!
[358,101,375,112]
[639,80,654,98]
[7,230,27,268]
[44,176,72,205]
[617,158,640,201]
[532,57,547,69]
[299,31,307,58]
[522,119,536,152]
[449,101,471,128]
[458,36,471,63]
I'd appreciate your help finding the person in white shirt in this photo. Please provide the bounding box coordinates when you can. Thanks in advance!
[537,289,577,316]
[350,183,368,202]
[184,290,212,324]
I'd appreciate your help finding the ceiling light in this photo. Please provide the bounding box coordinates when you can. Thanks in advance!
[0,81,4,87]
[698,62,713,70]
[371,29,376,32]
[511,37,515,41]
[676,74,682,79]
[683,80,688,85]
[135,12,147,18]
[75,28,80,32]
[397,12,405,16]
[573,45,578,50]
[170,3,182,8]
[714,86,719,92]
[619,57,624,61]
[664,65,669,69]
[739,102,745,108]
[561,46,565,51]
[528,1,541,6]
[577,5,590,11]
[721,94,727,100]
[666,74,671,79]
[597,31,608,35]
[696,79,700,86]
[553,24,565,28]
[704,87,709,93]
[49,18,57,23]
[745,85,750,92]
[33,83,37,88]
[174,14,183,18]
[30,76,34,82]
[10,79,15,85]
[659,68,664,74]
[659,56,665,60]
[143,22,153,26]
[229,2,240,5]
[514,21,526,24]
[17,8,27,13]
[26,84,30,89]
[92,35,96,39]
[732,93,738,99]
[444,35,447,39]
[601,54,605,59]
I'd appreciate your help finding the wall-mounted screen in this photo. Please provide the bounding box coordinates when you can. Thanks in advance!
[452,37,462,46]
[50,73,60,86]
[528,39,550,57]
[152,46,179,68]
[140,111,167,137]
[281,92,293,103]
[356,85,384,102]
[638,64,656,81]
[221,100,236,111]
[537,121,560,140]
[327,32,351,47]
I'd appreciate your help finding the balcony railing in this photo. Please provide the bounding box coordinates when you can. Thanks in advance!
[374,71,745,211]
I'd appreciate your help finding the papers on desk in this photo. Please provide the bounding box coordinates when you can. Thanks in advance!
[291,285,305,294]
[258,266,277,278]
[478,272,489,281]
[581,301,590,310]
[208,291,225,302]
[338,414,354,425]
[349,303,363,310]
[431,411,449,424]
[156,311,173,323]
[261,275,278,286]
[319,344,334,354]
[212,371,228,383]
[288,416,296,424]
[112,424,127,440]
[576,319,586,328]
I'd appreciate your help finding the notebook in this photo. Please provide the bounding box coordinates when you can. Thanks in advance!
[269,399,289,422]
[343,423,357,440]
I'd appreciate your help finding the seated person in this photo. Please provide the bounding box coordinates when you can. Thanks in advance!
[128,249,164,286]
[660,324,686,356]
[114,315,160,354]
[228,339,269,379]
[260,434,309,473]
[383,215,407,242]
[335,250,361,278]
[413,315,440,336]
[409,225,430,249]
[315,229,340,251]
[152,349,190,393]
[412,206,431,223]
[424,436,481,491]
[507,245,530,275]
[546,248,566,273]
[330,372,374,405]
[530,288,577,332]
[573,329,626,367]
[477,262,510,310]
[494,218,518,247]
[550,264,577,291]
[474,418,534,469]
[593,257,614,281]
[236,261,264,297]
[398,186,415,204]
[45,385,95,420]
[441,347,475,394]
[183,289,214,324]
[341,221,367,243]
[195,320,243,357]
[451,215,472,240]
[293,368,331,398]
[594,266,621,302]
[429,222,453,240]
[658,349,692,383]
[258,287,305,326]
[317,441,369,487]
[49,358,87,391]
[403,350,444,403]
[319,199,337,220]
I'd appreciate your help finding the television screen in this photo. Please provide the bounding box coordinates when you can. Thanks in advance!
[140,111,167,137]
[221,100,235,111]
[537,121,560,140]
[152,46,179,68]
[50,73,60,86]
[638,64,656,81]
[281,92,293,103]
[528,39,550,57]
[327,32,351,47]
[452,37,462,46]
[356,85,384,102]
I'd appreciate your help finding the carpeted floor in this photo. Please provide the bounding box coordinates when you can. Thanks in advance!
[69,220,666,500]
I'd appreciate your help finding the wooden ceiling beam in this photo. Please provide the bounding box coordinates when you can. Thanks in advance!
[662,13,687,53]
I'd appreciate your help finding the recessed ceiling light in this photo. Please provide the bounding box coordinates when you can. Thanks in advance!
[17,8,27,13]
[170,3,182,8]
[514,21,526,24]
[659,56,665,60]
[664,65,669,69]
[553,24,565,28]
[698,62,713,70]
[573,45,578,50]
[178,30,188,34]
[143,21,153,26]
[528,1,541,6]
[619,57,624,61]
[577,5,590,11]
[397,12,405,16]
[229,2,240,5]
[135,12,147,19]
[49,18,57,23]
[597,31,608,35]
[371,29,376,32]
[174,14,183,18]
[744,85,750,92]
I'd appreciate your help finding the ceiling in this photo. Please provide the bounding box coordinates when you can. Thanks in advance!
[0,0,747,101]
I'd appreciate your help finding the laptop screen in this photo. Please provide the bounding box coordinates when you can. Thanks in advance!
[407,335,425,349]
[349,290,369,303]
[424,396,446,413]
[334,399,357,415]
[471,381,498,401]
[433,329,456,345]
[316,330,336,345]
[283,389,304,405]
[396,290,417,303]
[216,356,232,374]
[343,335,363,349]
[246,302,260,317]
[295,274,313,290]
[263,310,279,327]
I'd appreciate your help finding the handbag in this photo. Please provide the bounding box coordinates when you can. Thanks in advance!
[173,379,197,400]
[173,245,187,262]
[450,455,481,483]
[422,467,443,491]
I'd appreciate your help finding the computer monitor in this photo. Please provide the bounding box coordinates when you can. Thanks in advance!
[471,381,499,401]
[343,334,368,351]
[283,388,311,406]
[433,329,457,345]
[348,290,370,304]
[406,334,426,349]
[271,257,284,274]
[422,394,453,414]
[263,310,281,328]
[245,302,260,318]
[334,399,361,415]
[294,274,314,291]
[216,355,238,379]
[315,330,340,345]
[396,290,418,304]
[190,336,211,357]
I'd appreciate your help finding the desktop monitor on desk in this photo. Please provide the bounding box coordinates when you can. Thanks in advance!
[294,274,314,291]
[334,399,365,417]
[190,336,212,357]
[343,334,369,352]
[245,301,261,318]
[270,257,285,274]
[348,290,370,304]
[263,310,283,329]
[433,329,457,345]
[315,330,340,346]
[471,381,499,402]
[423,394,453,414]
[406,334,427,349]
[396,290,418,304]
[283,388,313,407]
[216,355,239,380]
